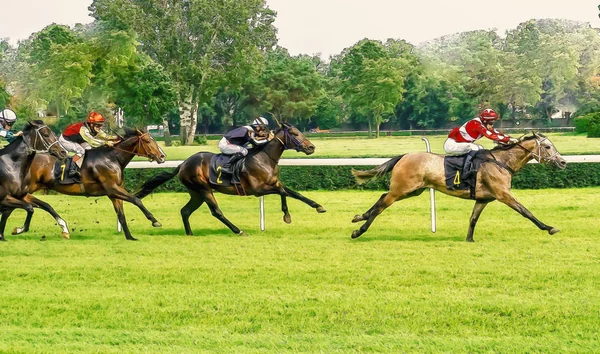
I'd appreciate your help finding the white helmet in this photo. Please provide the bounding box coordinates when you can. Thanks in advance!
[0,108,17,123]
[252,117,269,126]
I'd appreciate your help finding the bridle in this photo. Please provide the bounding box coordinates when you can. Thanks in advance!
[113,132,164,161]
[513,135,560,164]
[273,127,306,152]
[26,123,64,154]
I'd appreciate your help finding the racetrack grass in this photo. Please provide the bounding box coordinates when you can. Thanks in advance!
[1,189,599,353]
[144,133,600,161]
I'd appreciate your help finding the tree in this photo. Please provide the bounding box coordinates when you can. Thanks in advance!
[90,0,277,144]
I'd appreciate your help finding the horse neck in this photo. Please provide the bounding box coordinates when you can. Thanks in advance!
[0,136,35,179]
[110,136,139,167]
[254,132,285,165]
[491,141,535,172]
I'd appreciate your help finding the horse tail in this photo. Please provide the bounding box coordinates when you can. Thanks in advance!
[135,165,181,199]
[352,155,405,185]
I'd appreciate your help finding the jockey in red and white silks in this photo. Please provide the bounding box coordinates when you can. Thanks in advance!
[444,109,518,155]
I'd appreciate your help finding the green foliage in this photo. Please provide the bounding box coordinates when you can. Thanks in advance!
[573,113,595,133]
[588,114,600,137]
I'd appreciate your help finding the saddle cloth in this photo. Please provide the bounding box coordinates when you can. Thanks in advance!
[444,152,486,199]
[208,154,245,187]
[53,157,80,185]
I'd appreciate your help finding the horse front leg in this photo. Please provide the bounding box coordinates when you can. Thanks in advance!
[281,186,326,213]
[496,191,559,235]
[13,194,70,239]
[466,201,490,242]
[0,209,14,241]
[106,184,161,228]
[109,197,136,241]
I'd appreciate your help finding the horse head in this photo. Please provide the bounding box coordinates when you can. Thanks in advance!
[22,120,68,159]
[514,132,567,169]
[274,122,315,155]
[118,128,166,164]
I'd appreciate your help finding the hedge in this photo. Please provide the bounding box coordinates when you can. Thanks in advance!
[124,163,600,193]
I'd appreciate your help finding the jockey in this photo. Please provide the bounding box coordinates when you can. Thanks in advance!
[444,108,518,177]
[0,108,23,143]
[59,111,120,178]
[218,116,272,175]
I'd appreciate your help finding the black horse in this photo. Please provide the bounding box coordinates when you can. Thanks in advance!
[135,123,326,235]
[0,120,68,241]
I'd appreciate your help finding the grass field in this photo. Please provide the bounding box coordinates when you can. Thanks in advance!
[1,188,599,353]
[149,133,600,161]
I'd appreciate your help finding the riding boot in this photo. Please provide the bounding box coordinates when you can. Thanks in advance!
[462,150,479,180]
[68,155,83,179]
[221,152,245,175]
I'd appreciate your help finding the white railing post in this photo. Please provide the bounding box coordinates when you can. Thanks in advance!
[421,137,436,233]
[259,196,265,231]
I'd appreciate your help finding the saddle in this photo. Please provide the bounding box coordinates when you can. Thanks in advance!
[53,157,81,185]
[209,154,245,191]
[444,151,486,199]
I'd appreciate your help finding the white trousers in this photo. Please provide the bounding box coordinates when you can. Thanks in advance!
[59,135,91,156]
[443,138,483,156]
[218,137,248,155]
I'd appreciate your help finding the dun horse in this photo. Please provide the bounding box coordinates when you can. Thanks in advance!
[351,133,567,241]
[8,129,166,240]
[0,120,68,241]
[135,123,326,235]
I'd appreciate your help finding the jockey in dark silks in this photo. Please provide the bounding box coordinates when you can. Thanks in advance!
[217,117,272,175]
[0,109,23,144]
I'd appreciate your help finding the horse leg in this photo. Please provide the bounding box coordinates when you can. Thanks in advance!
[200,191,244,235]
[0,209,14,241]
[106,184,161,227]
[351,192,398,239]
[109,197,136,241]
[352,193,388,223]
[13,194,70,239]
[281,186,326,213]
[496,191,559,235]
[280,195,291,224]
[466,201,490,242]
[181,190,204,236]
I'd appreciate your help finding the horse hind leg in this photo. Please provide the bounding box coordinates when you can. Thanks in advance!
[200,191,244,236]
[351,188,425,239]
[181,190,205,236]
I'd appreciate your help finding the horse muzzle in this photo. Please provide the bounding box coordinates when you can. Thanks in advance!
[555,158,567,170]
[302,144,315,155]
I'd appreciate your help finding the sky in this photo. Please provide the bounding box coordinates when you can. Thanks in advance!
[1,0,599,58]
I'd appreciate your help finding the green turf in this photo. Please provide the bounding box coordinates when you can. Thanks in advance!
[1,189,599,353]
[147,133,600,161]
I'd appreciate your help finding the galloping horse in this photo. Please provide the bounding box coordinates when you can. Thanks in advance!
[0,120,68,241]
[135,123,326,235]
[9,129,166,240]
[351,133,567,241]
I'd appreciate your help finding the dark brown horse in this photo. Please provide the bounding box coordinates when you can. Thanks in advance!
[135,123,326,235]
[351,133,567,241]
[9,129,166,240]
[0,120,68,241]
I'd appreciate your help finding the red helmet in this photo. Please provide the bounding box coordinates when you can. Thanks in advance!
[479,108,498,122]
[86,111,105,124]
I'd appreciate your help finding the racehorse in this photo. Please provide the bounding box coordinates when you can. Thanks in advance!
[0,120,68,241]
[350,132,567,242]
[8,129,166,241]
[135,122,326,236]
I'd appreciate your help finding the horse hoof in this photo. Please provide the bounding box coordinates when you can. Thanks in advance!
[152,221,162,228]
[351,230,361,239]
[351,215,363,223]
[127,237,139,241]
[0,237,6,242]
[466,238,475,243]
[238,230,247,237]
[316,206,326,213]
[283,215,292,224]
[548,228,560,235]
[12,227,25,235]
[62,232,70,240]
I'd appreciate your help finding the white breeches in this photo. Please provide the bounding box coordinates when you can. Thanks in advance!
[59,135,91,156]
[218,137,248,155]
[444,138,483,156]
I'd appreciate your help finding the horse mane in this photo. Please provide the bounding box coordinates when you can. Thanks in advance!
[490,133,540,152]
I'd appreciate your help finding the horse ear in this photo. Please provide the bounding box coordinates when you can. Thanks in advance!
[136,129,143,135]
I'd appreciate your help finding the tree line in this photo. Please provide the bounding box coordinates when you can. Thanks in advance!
[1,0,600,142]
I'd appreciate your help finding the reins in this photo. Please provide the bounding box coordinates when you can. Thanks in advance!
[112,133,154,158]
